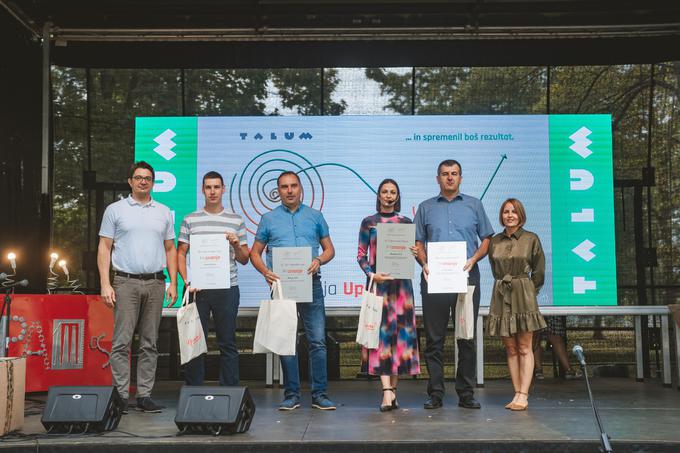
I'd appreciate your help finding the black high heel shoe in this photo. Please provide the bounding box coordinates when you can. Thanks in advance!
[392,386,399,409]
[380,388,397,412]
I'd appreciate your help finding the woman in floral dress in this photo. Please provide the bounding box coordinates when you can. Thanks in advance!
[357,178,420,411]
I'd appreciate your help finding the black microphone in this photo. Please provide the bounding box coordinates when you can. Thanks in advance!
[4,279,28,288]
[572,344,586,367]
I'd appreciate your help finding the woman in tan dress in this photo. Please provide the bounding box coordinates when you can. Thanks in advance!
[486,198,547,411]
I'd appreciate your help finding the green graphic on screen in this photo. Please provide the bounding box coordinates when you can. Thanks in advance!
[135,115,617,307]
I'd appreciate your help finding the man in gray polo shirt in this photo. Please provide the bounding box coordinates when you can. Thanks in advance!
[177,171,249,386]
[98,161,177,413]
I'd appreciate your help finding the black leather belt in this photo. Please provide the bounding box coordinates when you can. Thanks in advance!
[114,270,165,280]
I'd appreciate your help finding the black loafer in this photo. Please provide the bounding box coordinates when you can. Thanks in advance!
[423,396,443,409]
[458,396,481,409]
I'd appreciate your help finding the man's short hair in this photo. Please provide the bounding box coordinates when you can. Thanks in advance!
[499,198,527,228]
[437,159,463,176]
[277,171,301,186]
[129,161,155,181]
[202,171,224,186]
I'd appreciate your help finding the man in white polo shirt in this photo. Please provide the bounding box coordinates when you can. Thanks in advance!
[97,161,177,413]
[177,171,249,386]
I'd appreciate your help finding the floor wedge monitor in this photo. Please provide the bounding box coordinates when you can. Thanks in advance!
[175,385,255,435]
[41,386,124,433]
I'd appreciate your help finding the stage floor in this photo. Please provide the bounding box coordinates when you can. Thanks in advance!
[4,377,680,452]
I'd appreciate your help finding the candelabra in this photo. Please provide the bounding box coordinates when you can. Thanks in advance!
[47,253,60,294]
[59,260,84,295]
[1,253,16,288]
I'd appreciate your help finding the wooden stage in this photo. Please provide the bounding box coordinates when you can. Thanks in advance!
[2,377,679,452]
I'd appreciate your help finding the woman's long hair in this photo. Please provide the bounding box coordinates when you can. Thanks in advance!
[376,178,401,213]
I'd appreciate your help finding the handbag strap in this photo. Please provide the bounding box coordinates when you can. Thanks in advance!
[368,273,376,294]
[271,279,284,300]
[181,289,196,307]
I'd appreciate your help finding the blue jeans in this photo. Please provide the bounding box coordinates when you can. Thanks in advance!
[281,278,327,399]
[184,286,240,386]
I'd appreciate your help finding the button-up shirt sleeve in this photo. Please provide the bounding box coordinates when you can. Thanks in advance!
[474,198,494,240]
[414,203,426,243]
[254,214,270,244]
[317,212,330,239]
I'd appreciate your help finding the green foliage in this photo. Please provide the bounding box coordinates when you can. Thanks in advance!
[50,66,346,284]
[51,65,679,301]
[367,65,679,300]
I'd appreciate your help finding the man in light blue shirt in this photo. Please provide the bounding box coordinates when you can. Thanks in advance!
[414,159,494,410]
[250,171,336,411]
[98,161,177,414]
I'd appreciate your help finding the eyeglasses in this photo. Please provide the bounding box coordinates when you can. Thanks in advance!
[132,176,153,182]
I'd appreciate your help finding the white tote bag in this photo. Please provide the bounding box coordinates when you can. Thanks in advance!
[355,275,384,349]
[253,280,298,356]
[176,291,208,365]
[455,285,476,340]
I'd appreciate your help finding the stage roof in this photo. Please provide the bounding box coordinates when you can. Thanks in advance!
[4,0,680,67]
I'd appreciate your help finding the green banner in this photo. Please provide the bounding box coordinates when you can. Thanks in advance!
[549,115,617,306]
[134,117,198,305]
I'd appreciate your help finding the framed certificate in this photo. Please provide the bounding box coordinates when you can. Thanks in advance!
[189,234,231,290]
[376,223,415,279]
[272,247,313,302]
[427,241,468,294]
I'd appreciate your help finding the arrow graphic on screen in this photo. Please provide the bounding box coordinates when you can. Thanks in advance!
[480,154,508,200]
[572,239,596,262]
[153,129,177,161]
[569,126,593,159]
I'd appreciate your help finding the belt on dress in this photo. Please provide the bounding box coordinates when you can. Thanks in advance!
[114,270,165,280]
[496,273,530,308]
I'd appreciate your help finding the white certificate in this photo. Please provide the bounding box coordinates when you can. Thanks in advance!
[427,241,468,294]
[272,247,313,302]
[189,234,231,290]
[376,223,415,279]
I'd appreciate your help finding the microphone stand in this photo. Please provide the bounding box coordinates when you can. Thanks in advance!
[578,360,613,453]
[0,287,12,358]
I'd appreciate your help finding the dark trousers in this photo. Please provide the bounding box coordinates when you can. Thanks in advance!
[184,286,240,386]
[421,267,481,400]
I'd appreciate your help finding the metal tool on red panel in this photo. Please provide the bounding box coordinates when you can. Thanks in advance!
[52,319,85,370]
[90,333,112,369]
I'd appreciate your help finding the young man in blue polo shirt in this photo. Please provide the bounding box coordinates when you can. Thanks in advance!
[98,161,178,413]
[250,171,337,411]
[414,159,494,410]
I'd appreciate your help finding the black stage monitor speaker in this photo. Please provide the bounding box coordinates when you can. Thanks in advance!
[175,385,255,435]
[41,386,124,433]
